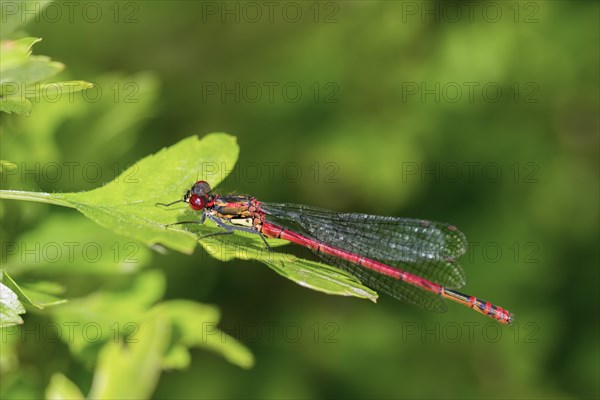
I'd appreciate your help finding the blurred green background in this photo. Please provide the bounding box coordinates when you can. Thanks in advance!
[1,1,598,399]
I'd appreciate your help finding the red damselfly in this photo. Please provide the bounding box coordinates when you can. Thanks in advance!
[158,181,513,324]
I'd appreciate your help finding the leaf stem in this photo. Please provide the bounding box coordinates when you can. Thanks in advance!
[0,190,75,208]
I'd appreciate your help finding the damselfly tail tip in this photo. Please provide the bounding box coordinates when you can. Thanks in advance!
[481,304,514,325]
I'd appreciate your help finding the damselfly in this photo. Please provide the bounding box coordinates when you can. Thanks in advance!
[158,181,512,324]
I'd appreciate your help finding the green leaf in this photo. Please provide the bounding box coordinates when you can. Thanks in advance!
[45,373,85,400]
[0,56,64,88]
[0,272,65,310]
[85,300,251,398]
[263,256,378,301]
[85,299,253,400]
[0,96,31,115]
[1,251,67,310]
[0,37,93,115]
[0,38,63,87]
[0,273,26,327]
[48,271,165,362]
[198,233,378,302]
[62,133,238,254]
[1,133,239,254]
[27,80,94,97]
[14,284,66,308]
[87,314,171,400]
[151,300,255,369]
[1,133,378,302]
[0,37,41,70]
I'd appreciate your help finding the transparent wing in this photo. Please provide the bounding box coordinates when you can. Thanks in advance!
[260,202,467,289]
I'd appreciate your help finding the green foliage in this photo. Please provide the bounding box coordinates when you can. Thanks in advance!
[1,129,376,397]
[0,37,92,116]
[0,5,259,397]
[199,233,376,300]
[0,132,377,328]
[1,1,598,399]
[45,373,85,400]
[0,273,26,327]
[0,1,92,116]
[0,136,259,398]
[1,270,64,312]
[1,71,160,184]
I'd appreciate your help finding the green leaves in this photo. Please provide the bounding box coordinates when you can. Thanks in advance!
[0,37,93,116]
[45,374,85,400]
[155,301,254,369]
[1,133,378,315]
[2,133,237,253]
[84,300,254,398]
[0,270,64,328]
[42,275,254,398]
[1,131,376,397]
[199,234,377,301]
[61,133,239,254]
[0,273,26,328]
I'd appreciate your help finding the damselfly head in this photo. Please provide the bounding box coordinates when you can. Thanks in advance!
[185,180,212,210]
[188,193,206,210]
[157,181,212,209]
[191,180,212,196]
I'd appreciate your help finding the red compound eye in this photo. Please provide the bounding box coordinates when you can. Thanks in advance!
[189,194,206,210]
